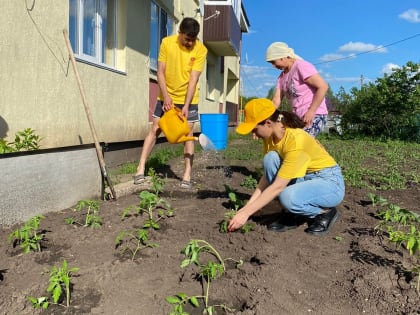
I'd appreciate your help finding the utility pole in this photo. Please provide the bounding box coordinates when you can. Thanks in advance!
[360,75,364,88]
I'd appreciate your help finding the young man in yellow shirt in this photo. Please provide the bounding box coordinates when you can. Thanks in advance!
[134,18,208,189]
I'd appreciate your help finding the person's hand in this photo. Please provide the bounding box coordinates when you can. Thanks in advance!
[303,109,316,128]
[181,106,189,118]
[227,211,249,232]
[162,96,173,112]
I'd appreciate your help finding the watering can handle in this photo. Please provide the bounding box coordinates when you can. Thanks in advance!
[174,107,186,123]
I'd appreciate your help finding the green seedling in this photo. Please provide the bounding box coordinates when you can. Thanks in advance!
[367,193,388,207]
[240,175,258,189]
[8,215,45,253]
[375,203,420,293]
[376,204,420,230]
[121,189,174,229]
[166,239,242,314]
[228,191,246,211]
[139,190,174,230]
[219,210,254,234]
[334,236,344,241]
[27,296,49,309]
[47,260,79,307]
[223,185,246,211]
[148,167,165,196]
[115,228,159,261]
[65,199,102,228]
[166,293,200,315]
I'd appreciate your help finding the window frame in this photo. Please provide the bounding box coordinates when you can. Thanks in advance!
[149,1,174,72]
[69,0,119,70]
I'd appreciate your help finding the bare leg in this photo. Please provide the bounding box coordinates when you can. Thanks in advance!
[136,118,161,176]
[182,122,195,182]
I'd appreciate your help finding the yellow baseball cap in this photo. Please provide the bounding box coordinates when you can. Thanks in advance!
[236,98,276,135]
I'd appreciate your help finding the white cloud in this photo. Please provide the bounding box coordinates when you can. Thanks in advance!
[399,9,420,23]
[381,63,400,74]
[319,53,345,62]
[240,64,277,97]
[338,41,387,53]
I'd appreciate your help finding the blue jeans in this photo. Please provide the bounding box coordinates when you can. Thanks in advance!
[263,151,345,218]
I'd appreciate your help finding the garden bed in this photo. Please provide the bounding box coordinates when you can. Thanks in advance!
[0,138,419,315]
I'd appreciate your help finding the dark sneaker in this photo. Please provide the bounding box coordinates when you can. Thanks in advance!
[305,207,340,236]
[268,213,304,232]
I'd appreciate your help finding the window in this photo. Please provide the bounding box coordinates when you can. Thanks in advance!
[69,0,125,70]
[150,1,173,71]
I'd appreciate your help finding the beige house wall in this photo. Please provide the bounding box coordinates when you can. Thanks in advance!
[0,0,241,149]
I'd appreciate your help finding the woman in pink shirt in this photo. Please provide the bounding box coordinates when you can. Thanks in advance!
[266,42,329,137]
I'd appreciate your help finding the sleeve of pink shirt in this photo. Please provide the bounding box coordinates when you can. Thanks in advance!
[296,60,318,81]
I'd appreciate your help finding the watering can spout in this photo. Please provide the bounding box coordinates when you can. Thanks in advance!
[176,135,198,143]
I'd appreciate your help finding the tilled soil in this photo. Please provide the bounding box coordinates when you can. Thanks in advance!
[0,141,419,315]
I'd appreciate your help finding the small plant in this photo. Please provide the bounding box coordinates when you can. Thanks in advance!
[375,203,420,293]
[115,228,159,261]
[140,191,174,229]
[65,199,102,228]
[27,296,49,309]
[0,139,14,153]
[166,239,242,314]
[28,261,79,310]
[219,210,254,234]
[148,167,165,196]
[11,128,42,151]
[367,193,388,207]
[166,293,199,315]
[240,175,258,189]
[224,185,246,211]
[8,215,45,253]
[122,190,174,229]
[47,260,79,307]
[0,128,42,153]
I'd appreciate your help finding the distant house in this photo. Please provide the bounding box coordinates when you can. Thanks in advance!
[1,0,249,161]
[323,97,342,134]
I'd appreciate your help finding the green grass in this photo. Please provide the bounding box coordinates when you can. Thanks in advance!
[224,133,419,191]
[109,133,419,192]
[109,144,185,181]
[317,135,419,190]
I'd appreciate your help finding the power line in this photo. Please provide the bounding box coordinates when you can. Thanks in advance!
[314,32,420,66]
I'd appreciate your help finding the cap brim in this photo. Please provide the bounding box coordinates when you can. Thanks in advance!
[236,122,256,135]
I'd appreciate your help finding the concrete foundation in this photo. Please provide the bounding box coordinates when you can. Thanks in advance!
[0,147,102,226]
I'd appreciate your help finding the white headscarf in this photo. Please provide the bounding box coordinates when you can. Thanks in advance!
[266,42,302,61]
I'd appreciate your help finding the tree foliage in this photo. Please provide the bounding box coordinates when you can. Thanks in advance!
[339,61,419,141]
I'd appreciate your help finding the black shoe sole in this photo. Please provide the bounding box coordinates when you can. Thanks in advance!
[304,210,340,236]
[268,224,298,233]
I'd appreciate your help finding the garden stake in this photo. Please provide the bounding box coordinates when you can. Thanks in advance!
[62,29,116,200]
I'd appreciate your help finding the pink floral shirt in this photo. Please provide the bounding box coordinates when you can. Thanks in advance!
[276,59,328,118]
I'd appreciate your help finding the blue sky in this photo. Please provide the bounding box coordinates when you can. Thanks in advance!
[240,0,420,97]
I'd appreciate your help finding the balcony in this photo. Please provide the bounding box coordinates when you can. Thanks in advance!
[203,4,241,56]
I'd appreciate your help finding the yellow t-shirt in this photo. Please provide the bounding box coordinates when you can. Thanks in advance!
[263,128,337,179]
[158,34,208,104]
